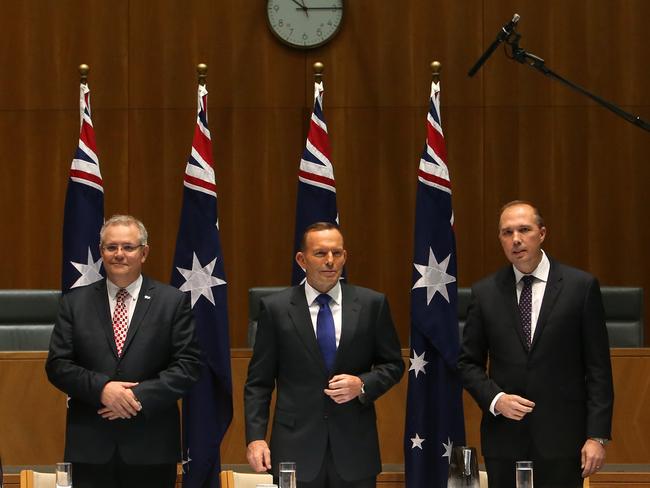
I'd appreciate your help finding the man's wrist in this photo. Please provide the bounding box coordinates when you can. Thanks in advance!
[590,437,609,446]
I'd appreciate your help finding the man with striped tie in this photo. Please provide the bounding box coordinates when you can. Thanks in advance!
[47,215,201,488]
[458,201,614,488]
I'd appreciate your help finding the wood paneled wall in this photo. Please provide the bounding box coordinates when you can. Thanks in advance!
[1,0,649,348]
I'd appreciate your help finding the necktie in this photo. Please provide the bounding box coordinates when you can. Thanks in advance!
[315,293,337,372]
[112,288,130,356]
[518,275,535,349]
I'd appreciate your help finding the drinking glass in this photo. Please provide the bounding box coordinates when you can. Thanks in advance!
[515,460,534,488]
[278,461,296,488]
[447,446,479,487]
[55,462,72,488]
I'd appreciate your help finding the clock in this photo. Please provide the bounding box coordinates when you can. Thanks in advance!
[267,0,344,49]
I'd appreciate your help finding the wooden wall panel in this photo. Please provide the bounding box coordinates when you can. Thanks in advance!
[1,0,649,348]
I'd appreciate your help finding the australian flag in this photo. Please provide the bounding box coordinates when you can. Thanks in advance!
[61,81,104,293]
[291,79,341,285]
[171,82,232,488]
[404,79,466,487]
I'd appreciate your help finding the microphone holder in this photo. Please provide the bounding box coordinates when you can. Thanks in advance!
[505,31,650,132]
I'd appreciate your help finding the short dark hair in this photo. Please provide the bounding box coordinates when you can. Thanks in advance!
[300,222,342,251]
[499,200,545,228]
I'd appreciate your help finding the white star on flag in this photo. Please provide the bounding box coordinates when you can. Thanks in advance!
[412,247,456,305]
[409,349,428,378]
[411,433,425,450]
[181,449,192,473]
[177,253,226,307]
[442,437,453,463]
[70,247,103,289]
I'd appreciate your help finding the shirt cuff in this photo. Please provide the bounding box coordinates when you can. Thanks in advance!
[489,392,505,416]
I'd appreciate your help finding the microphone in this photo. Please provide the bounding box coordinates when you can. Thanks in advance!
[468,13,520,77]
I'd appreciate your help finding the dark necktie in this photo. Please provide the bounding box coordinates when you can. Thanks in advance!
[518,275,535,349]
[315,293,337,372]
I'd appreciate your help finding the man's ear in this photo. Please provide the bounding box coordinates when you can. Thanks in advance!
[295,251,305,270]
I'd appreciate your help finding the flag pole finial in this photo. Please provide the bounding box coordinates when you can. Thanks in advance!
[197,63,208,86]
[313,61,324,83]
[79,64,90,85]
[431,61,442,83]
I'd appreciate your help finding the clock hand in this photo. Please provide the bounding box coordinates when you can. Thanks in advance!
[298,6,343,10]
[290,0,309,16]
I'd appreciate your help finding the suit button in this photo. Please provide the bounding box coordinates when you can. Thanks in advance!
[323,415,328,420]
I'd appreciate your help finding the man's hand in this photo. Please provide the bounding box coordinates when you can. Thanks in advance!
[494,394,535,420]
[324,374,363,404]
[98,381,142,420]
[581,439,606,477]
[247,440,271,472]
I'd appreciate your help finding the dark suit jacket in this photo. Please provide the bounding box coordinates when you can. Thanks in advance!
[458,258,614,459]
[244,283,404,482]
[46,276,202,464]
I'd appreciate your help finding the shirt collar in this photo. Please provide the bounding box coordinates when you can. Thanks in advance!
[106,275,143,299]
[513,250,550,284]
[304,280,342,306]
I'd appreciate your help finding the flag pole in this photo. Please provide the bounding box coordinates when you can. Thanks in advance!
[197,63,207,87]
[313,61,324,82]
[79,63,89,86]
[431,60,441,84]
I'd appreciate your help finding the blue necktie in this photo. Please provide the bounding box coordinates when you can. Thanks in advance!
[519,275,535,349]
[315,293,337,372]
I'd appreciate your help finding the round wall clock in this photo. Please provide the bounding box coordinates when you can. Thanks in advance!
[267,0,344,49]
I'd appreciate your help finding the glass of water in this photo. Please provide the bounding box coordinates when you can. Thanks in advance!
[515,460,534,488]
[55,462,73,488]
[278,461,296,488]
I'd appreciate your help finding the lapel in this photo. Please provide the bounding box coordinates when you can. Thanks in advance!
[288,285,327,373]
[335,283,361,370]
[120,275,154,357]
[92,279,119,358]
[495,266,529,351]
[530,258,563,351]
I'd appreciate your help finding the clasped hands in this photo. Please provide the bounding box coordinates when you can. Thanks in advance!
[97,381,142,420]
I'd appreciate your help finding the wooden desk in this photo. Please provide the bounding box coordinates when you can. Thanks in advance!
[1,349,649,467]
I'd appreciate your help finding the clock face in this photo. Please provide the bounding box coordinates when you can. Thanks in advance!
[267,0,344,49]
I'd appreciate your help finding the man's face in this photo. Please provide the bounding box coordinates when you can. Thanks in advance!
[100,223,149,287]
[498,204,546,274]
[296,228,347,293]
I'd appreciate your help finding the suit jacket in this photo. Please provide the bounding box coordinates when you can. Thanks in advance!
[45,276,202,464]
[244,283,404,482]
[458,258,614,459]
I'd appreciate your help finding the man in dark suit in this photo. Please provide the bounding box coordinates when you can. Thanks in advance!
[458,201,614,488]
[46,215,201,488]
[244,222,404,488]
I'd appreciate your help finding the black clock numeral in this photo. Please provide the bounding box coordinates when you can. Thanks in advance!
[273,4,279,11]
[316,28,323,37]
[302,33,308,40]
[278,19,284,27]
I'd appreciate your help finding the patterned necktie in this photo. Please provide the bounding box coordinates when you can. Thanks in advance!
[315,293,337,372]
[518,275,535,349]
[112,288,130,356]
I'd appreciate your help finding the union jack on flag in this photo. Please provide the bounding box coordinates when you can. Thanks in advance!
[404,79,466,487]
[172,83,232,488]
[291,80,341,285]
[61,82,104,293]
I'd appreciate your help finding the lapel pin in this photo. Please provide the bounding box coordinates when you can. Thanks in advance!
[144,295,151,300]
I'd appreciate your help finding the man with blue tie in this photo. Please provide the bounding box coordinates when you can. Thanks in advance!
[244,222,404,488]
[458,201,614,488]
